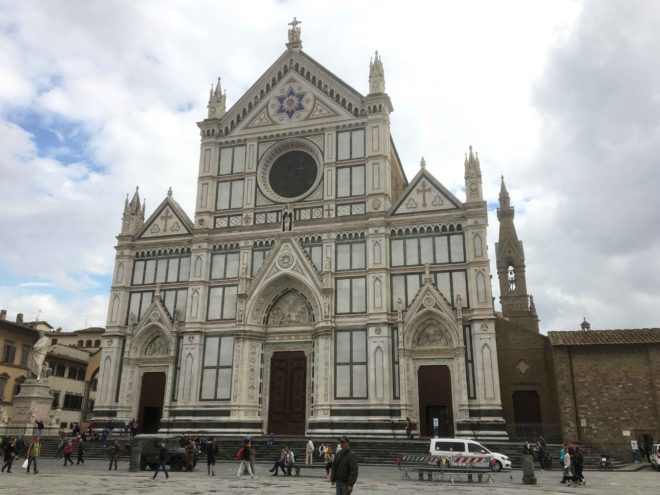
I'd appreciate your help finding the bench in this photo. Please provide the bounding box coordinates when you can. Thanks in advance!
[398,454,498,484]
[293,463,324,477]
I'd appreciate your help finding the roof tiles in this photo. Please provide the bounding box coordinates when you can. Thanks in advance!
[548,328,660,346]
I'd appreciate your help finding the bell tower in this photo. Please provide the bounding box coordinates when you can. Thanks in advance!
[495,177,539,332]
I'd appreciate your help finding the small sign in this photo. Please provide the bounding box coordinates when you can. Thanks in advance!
[433,418,439,427]
[622,430,631,437]
[580,418,587,427]
[630,440,638,451]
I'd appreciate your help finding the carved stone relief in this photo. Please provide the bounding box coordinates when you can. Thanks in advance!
[144,335,169,356]
[416,325,452,348]
[267,291,312,326]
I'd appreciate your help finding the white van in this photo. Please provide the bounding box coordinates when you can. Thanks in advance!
[429,438,512,471]
[651,444,660,471]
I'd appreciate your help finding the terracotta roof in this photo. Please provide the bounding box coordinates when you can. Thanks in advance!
[548,328,660,346]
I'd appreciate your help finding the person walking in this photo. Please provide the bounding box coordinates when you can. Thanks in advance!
[331,436,358,495]
[305,438,315,465]
[15,437,25,460]
[1,437,16,473]
[236,439,254,479]
[56,436,65,459]
[323,444,335,479]
[184,438,195,472]
[205,437,217,476]
[76,436,85,465]
[63,439,74,466]
[152,441,169,480]
[26,436,41,474]
[108,440,120,471]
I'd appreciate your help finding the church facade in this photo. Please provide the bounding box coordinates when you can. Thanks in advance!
[94,22,507,439]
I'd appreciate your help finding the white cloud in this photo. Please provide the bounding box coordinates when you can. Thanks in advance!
[0,0,657,332]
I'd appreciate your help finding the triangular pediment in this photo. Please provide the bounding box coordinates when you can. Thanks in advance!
[137,196,194,239]
[245,237,324,325]
[405,278,456,324]
[220,49,366,136]
[236,73,356,133]
[133,294,175,330]
[390,168,463,215]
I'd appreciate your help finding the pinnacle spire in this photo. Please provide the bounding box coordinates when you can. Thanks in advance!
[369,50,386,94]
[167,187,173,198]
[499,175,510,208]
[464,145,483,202]
[420,156,426,169]
[207,77,226,119]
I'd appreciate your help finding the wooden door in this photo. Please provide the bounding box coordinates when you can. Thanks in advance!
[268,351,306,435]
[418,365,453,437]
[137,372,166,434]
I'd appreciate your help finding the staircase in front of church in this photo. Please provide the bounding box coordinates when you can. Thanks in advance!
[33,435,627,470]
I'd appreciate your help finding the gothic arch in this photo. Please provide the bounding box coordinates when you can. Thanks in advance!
[373,240,382,265]
[194,256,202,278]
[476,271,487,303]
[404,307,460,349]
[481,344,495,399]
[245,272,323,326]
[110,295,120,323]
[130,322,173,358]
[182,353,194,403]
[101,356,111,403]
[473,234,483,257]
[116,263,124,283]
[374,346,384,399]
[410,318,454,349]
[373,277,382,308]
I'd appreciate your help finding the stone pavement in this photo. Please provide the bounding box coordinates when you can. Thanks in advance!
[0,458,657,495]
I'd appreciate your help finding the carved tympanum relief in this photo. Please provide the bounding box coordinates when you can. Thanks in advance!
[144,335,169,356]
[416,324,451,348]
[267,290,312,326]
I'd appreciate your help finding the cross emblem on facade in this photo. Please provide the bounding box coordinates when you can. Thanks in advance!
[416,181,432,207]
[324,204,334,217]
[160,209,173,231]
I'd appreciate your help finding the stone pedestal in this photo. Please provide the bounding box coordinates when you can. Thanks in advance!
[522,453,537,485]
[9,379,53,436]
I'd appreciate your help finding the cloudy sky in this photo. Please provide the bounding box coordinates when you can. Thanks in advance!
[0,0,658,332]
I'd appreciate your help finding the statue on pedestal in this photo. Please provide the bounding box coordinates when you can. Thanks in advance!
[0,405,9,425]
[29,330,52,380]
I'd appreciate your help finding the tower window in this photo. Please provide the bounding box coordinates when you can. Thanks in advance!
[507,264,516,291]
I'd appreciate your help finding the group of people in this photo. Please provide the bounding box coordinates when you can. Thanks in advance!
[560,442,586,486]
[0,435,42,474]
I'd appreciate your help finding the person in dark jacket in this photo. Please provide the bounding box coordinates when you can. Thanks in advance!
[331,436,358,495]
[236,439,254,479]
[1,437,16,473]
[152,441,169,480]
[205,437,217,476]
[76,436,85,464]
[108,440,120,470]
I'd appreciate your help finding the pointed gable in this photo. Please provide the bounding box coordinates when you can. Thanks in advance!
[220,49,366,136]
[138,195,194,239]
[391,168,463,215]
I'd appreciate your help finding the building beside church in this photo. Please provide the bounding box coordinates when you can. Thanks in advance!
[94,21,508,439]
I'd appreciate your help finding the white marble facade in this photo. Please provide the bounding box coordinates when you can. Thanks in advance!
[94,22,507,439]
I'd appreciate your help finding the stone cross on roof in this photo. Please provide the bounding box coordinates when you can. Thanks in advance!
[287,17,302,48]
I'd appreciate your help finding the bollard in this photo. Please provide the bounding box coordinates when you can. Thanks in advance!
[522,453,537,485]
[129,443,142,472]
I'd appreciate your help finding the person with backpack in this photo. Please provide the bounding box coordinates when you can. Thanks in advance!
[26,436,41,474]
[236,439,255,479]
[108,440,120,471]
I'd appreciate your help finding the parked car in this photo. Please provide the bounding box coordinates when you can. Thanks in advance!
[651,444,660,472]
[428,438,512,471]
[133,434,196,472]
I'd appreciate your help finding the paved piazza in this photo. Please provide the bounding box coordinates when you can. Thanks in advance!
[0,459,657,495]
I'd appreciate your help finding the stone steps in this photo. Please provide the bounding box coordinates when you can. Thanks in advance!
[32,435,627,469]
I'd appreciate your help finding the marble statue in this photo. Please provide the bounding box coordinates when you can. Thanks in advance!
[29,330,52,379]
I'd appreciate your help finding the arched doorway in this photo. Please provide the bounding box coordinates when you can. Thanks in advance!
[137,372,166,434]
[418,365,454,437]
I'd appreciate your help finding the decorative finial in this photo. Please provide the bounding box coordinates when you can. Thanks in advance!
[287,17,302,49]
[207,77,226,119]
[167,187,173,198]
[369,49,386,94]
[420,156,426,169]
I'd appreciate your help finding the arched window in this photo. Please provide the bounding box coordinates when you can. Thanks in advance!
[77,340,84,347]
[94,340,101,347]
[85,340,92,348]
[507,264,516,291]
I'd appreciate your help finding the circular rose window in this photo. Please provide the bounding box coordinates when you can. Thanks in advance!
[257,138,323,203]
[269,151,317,198]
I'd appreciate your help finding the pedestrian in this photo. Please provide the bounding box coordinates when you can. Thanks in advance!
[561,448,572,484]
[108,440,120,471]
[26,436,41,474]
[185,438,195,472]
[128,419,134,439]
[266,432,275,448]
[284,446,295,476]
[572,447,585,485]
[323,444,335,479]
[152,441,169,480]
[76,436,85,464]
[56,436,65,459]
[35,420,44,439]
[100,428,108,447]
[331,436,358,495]
[306,438,315,465]
[131,420,138,438]
[1,437,16,473]
[538,442,547,469]
[236,439,255,479]
[405,417,414,439]
[249,439,256,475]
[63,439,74,466]
[205,437,217,476]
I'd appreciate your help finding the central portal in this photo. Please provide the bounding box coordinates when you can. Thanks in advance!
[418,365,454,437]
[137,372,166,434]
[268,351,307,435]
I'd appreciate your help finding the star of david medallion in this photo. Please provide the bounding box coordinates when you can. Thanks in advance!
[276,87,305,119]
